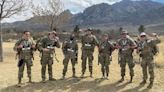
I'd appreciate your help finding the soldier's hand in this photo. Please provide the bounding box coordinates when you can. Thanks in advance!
[152,33,157,37]
[136,49,140,54]
[42,48,50,52]
[116,45,121,49]
[31,44,36,49]
[54,37,59,42]
[17,45,23,49]
[125,45,130,49]
[152,33,160,39]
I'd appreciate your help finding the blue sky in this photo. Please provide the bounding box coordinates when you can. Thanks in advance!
[2,0,164,23]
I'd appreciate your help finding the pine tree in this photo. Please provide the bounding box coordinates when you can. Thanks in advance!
[138,25,145,33]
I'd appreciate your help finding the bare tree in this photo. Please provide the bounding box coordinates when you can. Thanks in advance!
[32,0,71,30]
[0,0,28,62]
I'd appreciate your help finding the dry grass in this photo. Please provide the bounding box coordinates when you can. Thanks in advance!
[0,37,164,92]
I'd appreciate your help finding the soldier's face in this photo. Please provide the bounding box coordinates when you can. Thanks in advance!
[23,32,31,40]
[86,31,91,35]
[49,33,55,40]
[102,35,108,41]
[140,35,146,41]
[121,33,127,38]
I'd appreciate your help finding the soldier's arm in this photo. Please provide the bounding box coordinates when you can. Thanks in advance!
[55,37,61,48]
[75,41,78,53]
[62,41,67,54]
[108,41,115,48]
[152,36,161,44]
[93,35,99,47]
[37,38,45,52]
[115,39,121,49]
[136,41,142,54]
[31,38,36,50]
[13,39,22,51]
[129,38,137,49]
[81,35,84,46]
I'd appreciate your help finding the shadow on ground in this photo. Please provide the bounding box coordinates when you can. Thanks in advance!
[1,77,151,92]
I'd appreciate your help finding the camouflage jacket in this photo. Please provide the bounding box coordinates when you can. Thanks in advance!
[138,38,161,58]
[118,36,136,56]
[81,34,99,51]
[99,40,115,56]
[62,39,78,57]
[13,38,35,60]
[38,36,60,57]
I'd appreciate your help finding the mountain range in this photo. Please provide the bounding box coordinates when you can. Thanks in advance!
[2,0,164,33]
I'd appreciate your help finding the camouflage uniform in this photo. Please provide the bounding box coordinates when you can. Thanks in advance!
[81,34,99,77]
[118,36,136,82]
[138,36,161,87]
[38,36,60,81]
[62,37,78,78]
[14,38,35,83]
[98,39,115,79]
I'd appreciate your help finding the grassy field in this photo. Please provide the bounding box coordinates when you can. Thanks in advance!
[0,37,164,92]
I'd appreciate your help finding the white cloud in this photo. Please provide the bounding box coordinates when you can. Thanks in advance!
[62,0,121,13]
[2,0,162,23]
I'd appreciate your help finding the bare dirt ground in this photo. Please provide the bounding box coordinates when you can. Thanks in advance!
[0,37,164,92]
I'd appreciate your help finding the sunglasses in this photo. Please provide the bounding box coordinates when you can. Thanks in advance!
[140,35,146,38]
[121,33,127,35]
[25,33,30,35]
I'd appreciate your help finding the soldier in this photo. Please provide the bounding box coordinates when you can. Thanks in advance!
[98,34,115,79]
[13,31,36,85]
[81,28,99,78]
[137,32,161,88]
[117,30,137,83]
[62,34,78,79]
[38,31,60,83]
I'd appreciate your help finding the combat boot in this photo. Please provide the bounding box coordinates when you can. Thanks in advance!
[28,77,32,83]
[102,72,105,79]
[89,66,93,78]
[140,80,146,85]
[81,73,85,78]
[16,78,22,87]
[72,68,77,78]
[90,72,93,78]
[72,73,77,78]
[41,78,46,83]
[61,75,65,80]
[129,76,133,83]
[147,81,153,89]
[62,72,66,79]
[49,77,56,81]
[19,78,22,84]
[118,76,124,82]
[106,73,109,80]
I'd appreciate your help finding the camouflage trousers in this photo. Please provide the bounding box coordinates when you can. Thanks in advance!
[119,55,135,77]
[141,57,154,82]
[41,57,53,80]
[81,50,94,74]
[63,54,77,76]
[99,53,111,76]
[18,59,33,79]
